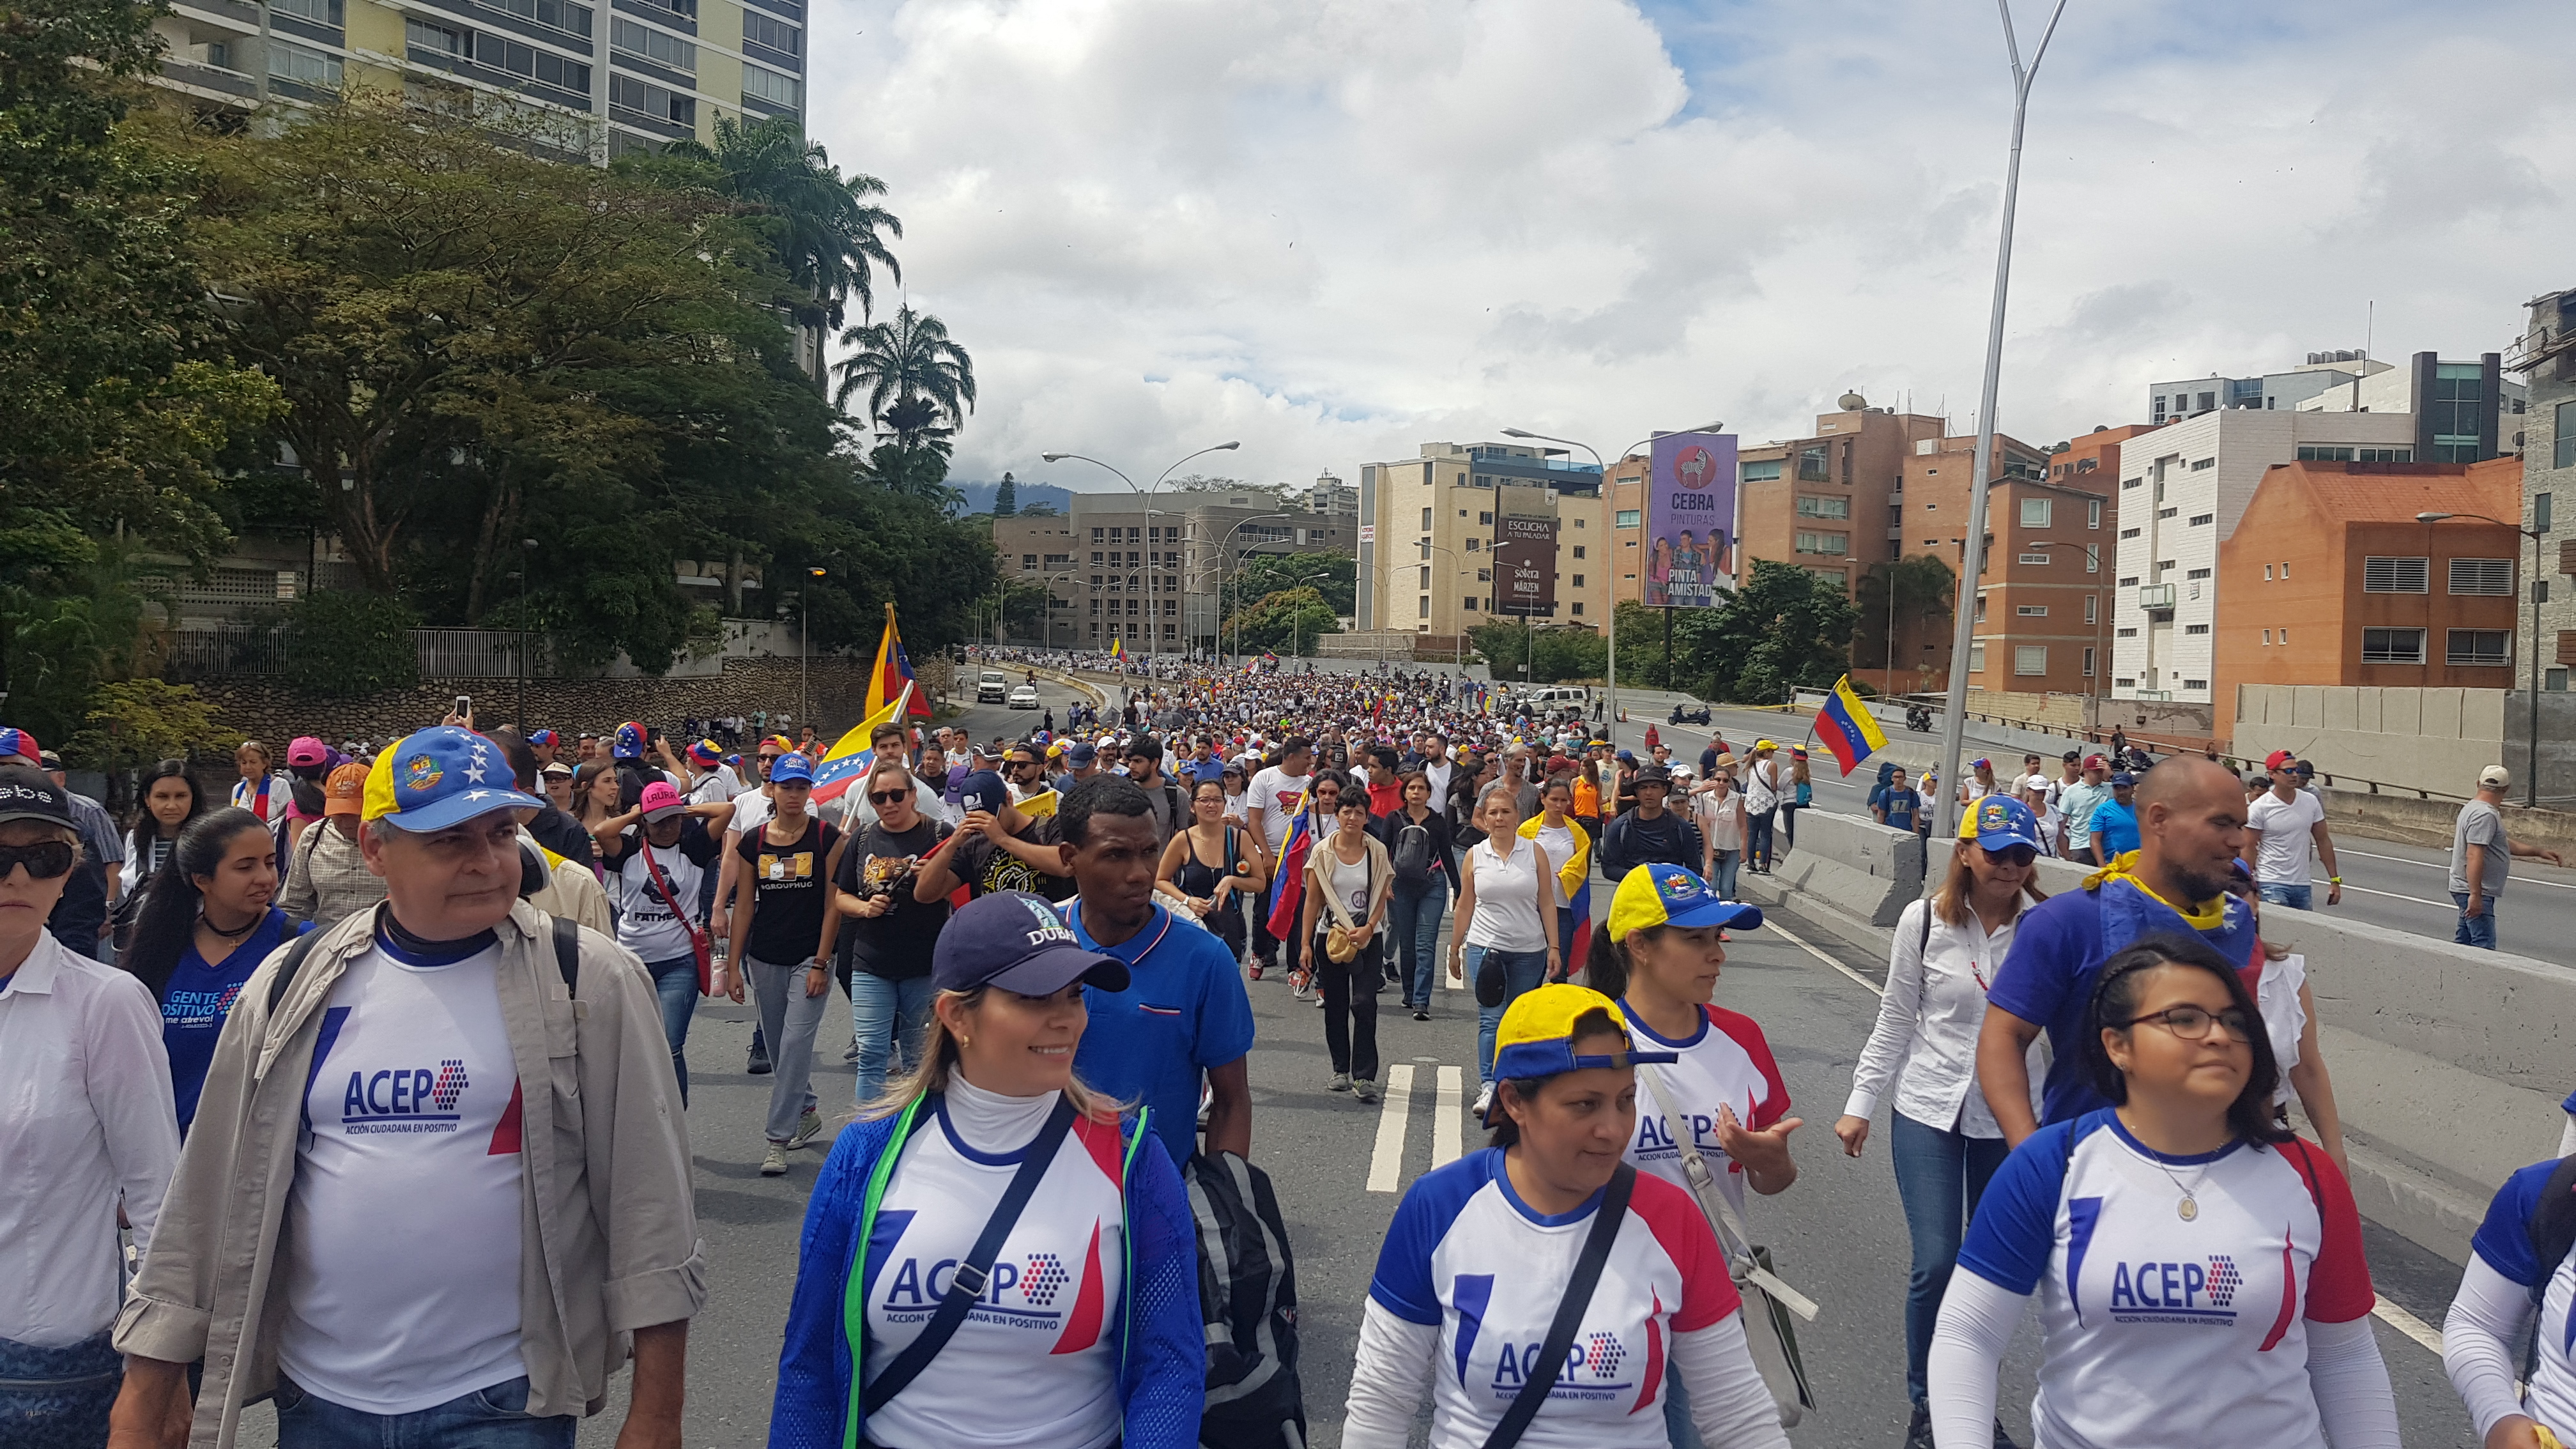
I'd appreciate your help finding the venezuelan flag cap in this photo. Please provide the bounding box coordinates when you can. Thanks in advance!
[363,726,543,832]
[1606,863,1762,940]
[1487,983,1676,1121]
[0,728,38,766]
[1960,793,2042,851]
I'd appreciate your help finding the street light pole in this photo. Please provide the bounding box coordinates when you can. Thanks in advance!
[802,565,825,728]
[1935,0,2068,845]
[2419,510,2545,806]
[1045,441,1242,666]
[1215,512,1294,664]
[512,537,535,729]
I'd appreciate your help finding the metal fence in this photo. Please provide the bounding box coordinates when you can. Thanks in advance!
[165,626,547,682]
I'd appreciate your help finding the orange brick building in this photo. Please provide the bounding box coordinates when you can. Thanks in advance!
[1728,395,1947,598]
[1894,429,2110,697]
[2215,458,2525,691]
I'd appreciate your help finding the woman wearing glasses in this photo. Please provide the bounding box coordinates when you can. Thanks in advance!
[833,760,952,1107]
[1926,933,2398,1448]
[1834,796,2046,1448]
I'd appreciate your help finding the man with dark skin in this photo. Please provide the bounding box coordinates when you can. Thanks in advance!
[1053,778,1254,1165]
[1975,756,2250,1146]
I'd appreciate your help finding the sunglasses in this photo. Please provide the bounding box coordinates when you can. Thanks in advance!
[868,786,911,804]
[0,840,75,880]
[1986,845,2039,868]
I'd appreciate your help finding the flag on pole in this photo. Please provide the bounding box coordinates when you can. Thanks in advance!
[866,605,933,721]
[1814,674,1891,778]
[809,682,913,806]
[1110,638,1126,661]
[1265,810,1311,942]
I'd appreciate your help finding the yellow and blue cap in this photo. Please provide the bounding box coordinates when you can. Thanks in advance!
[1486,983,1676,1120]
[362,726,544,831]
[1606,863,1762,941]
[1959,793,2043,851]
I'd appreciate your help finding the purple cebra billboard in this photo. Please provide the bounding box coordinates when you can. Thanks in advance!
[1644,432,1737,608]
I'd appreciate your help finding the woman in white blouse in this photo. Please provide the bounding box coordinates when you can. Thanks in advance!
[1449,785,1558,1121]
[1834,794,2045,1448]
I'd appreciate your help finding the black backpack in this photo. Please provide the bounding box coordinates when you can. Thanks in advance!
[1186,1149,1307,1449]
[1388,814,1434,885]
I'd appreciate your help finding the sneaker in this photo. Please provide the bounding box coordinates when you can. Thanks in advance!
[1903,1404,1933,1449]
[1413,1007,1430,1022]
[1471,1081,1494,1118]
[1246,962,1264,981]
[842,1034,859,1063]
[1328,1073,1352,1092]
[786,1108,823,1149]
[1353,1078,1380,1103]
[1992,1420,2019,1449]
[760,1142,789,1176]
[747,1040,772,1075]
[1291,971,1315,1001]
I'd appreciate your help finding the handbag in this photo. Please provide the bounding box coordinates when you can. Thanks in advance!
[638,836,713,995]
[1481,1162,1634,1449]
[1315,845,1372,965]
[1638,1066,1818,1427]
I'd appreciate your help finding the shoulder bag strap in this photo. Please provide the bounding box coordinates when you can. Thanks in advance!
[862,1093,1078,1416]
[1481,1162,1634,1449]
[639,836,710,951]
[1637,1065,1818,1322]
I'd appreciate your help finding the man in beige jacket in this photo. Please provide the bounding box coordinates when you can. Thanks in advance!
[109,724,703,1449]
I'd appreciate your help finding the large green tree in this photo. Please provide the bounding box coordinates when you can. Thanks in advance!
[1221,587,1339,656]
[1621,562,1857,703]
[834,305,976,445]
[1228,549,1354,616]
[652,113,901,334]
[1468,620,1605,684]
[1853,554,1957,686]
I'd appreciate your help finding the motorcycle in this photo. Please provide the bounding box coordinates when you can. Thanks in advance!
[1669,703,1712,726]
[1904,704,1934,733]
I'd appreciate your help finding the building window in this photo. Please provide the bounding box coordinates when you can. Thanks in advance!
[1020,553,1036,568]
[609,73,691,125]
[2082,647,2096,676]
[1420,507,1433,530]
[1571,574,1584,587]
[742,10,799,54]
[1572,545,1586,559]
[1967,643,1988,673]
[407,17,468,54]
[2356,447,2411,463]
[269,38,344,84]
[1793,532,1848,556]
[1091,528,1103,542]
[1462,597,1479,613]
[2450,558,2514,595]
[2158,507,2177,519]
[2184,623,2211,635]
[2539,493,2554,532]
[2447,629,2512,667]
[2085,595,2097,624]
[2087,498,2103,529]
[1798,447,1828,482]
[2189,458,2214,471]
[2557,402,2576,470]
[2122,477,2142,490]
[1465,538,1480,552]
[740,62,803,109]
[1797,495,1851,519]
[2262,629,2271,644]
[2183,678,2209,691]
[2120,526,2141,539]
[1570,602,1584,617]
[2016,604,2048,617]
[2361,627,2426,664]
[2362,556,2430,594]
[2085,544,2099,574]
[2020,498,2052,528]
[1478,511,1494,525]
[2116,627,2139,638]
[2186,567,2211,579]
[611,17,695,70]
[1615,509,1641,527]
[2188,513,2212,526]
[2119,575,2140,586]
[1740,459,1782,482]
[2014,646,2048,676]
[2018,552,2050,565]
[1418,566,1430,589]
[2296,445,2357,463]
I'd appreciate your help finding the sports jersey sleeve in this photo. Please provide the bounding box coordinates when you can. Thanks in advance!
[1954,1122,2074,1295]
[1707,1007,1790,1130]
[1984,898,2077,1029]
[1368,1160,1484,1324]
[1117,1130,1209,1449]
[2288,1140,2375,1324]
[1631,1173,1743,1333]
[2468,1159,2557,1287]
[771,1116,898,1449]
[2444,1252,2540,1441]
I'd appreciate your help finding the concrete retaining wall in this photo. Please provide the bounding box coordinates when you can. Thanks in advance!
[2234,683,2507,799]
[1764,808,1924,927]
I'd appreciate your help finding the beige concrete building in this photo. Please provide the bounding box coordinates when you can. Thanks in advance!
[1356,442,1610,641]
[993,488,1352,653]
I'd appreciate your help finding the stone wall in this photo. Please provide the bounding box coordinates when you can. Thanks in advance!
[195,654,959,747]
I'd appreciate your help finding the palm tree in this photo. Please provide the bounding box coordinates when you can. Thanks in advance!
[834,305,976,442]
[667,115,901,333]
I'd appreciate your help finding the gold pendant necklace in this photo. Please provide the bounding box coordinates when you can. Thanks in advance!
[2146,1155,2205,1221]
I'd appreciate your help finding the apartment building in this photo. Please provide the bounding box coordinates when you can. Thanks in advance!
[994,491,1352,652]
[2147,353,2380,425]
[2516,289,2576,692]
[2215,459,2524,690]
[1724,394,1948,599]
[2109,409,2418,704]
[1357,442,1608,638]
[147,0,806,171]
[1891,430,2094,694]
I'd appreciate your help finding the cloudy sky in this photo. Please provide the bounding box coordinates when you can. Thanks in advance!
[811,0,2575,494]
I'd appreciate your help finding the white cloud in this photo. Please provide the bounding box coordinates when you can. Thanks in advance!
[809,0,2576,489]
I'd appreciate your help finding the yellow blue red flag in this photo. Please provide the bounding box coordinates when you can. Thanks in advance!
[1814,675,1890,777]
[866,605,932,721]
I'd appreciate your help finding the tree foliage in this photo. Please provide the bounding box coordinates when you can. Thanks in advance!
[653,113,901,333]
[1229,550,1355,617]
[1468,620,1605,684]
[834,305,976,445]
[66,678,239,774]
[1616,562,1857,703]
[1221,587,1340,656]
[283,592,420,698]
[1853,554,1957,682]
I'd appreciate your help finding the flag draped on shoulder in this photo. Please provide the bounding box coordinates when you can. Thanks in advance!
[1519,815,1592,979]
[1265,811,1311,942]
[808,682,912,806]
[866,605,933,721]
[1813,675,1890,778]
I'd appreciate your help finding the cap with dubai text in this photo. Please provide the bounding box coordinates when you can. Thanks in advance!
[362,726,543,831]
[1606,862,1762,940]
[933,891,1130,995]
[1486,983,1676,1121]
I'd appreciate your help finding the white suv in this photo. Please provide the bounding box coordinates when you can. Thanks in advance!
[976,670,1008,703]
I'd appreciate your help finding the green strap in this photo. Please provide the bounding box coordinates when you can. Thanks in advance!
[843,1096,929,1449]
[1119,1108,1149,1397]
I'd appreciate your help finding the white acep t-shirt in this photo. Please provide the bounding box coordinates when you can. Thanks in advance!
[2246,789,2327,887]
[280,939,526,1414]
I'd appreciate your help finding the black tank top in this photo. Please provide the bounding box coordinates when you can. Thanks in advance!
[1176,825,1236,897]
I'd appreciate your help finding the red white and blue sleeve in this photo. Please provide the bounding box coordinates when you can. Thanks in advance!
[1708,1007,1791,1131]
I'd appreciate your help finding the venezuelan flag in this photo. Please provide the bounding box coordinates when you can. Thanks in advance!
[808,682,913,806]
[1814,675,1890,778]
[1265,810,1310,942]
[865,605,933,720]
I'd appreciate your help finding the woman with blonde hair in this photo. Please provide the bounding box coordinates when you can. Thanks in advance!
[771,890,1203,1449]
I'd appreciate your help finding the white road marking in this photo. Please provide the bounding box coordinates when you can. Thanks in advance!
[2370,1294,2444,1356]
[2338,882,2460,910]
[2342,847,2576,893]
[1433,1065,1464,1169]
[1765,917,1886,998]
[1367,1064,1416,1194]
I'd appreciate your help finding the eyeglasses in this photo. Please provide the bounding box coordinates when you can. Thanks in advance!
[0,840,75,880]
[2120,1004,2255,1043]
[868,787,911,805]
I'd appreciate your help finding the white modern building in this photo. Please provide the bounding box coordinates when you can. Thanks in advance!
[2109,409,2418,704]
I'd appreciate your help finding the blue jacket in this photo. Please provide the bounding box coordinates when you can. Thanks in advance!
[769,1099,1205,1449]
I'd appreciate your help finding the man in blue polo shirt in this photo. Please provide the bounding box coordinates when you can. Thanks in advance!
[2087,771,2140,861]
[1054,775,1254,1167]
[1974,756,2262,1146]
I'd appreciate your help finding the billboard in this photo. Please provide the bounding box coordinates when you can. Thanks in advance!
[1492,514,1559,617]
[1644,432,1738,607]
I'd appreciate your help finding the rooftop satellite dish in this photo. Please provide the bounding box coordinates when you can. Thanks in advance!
[1839,391,1867,411]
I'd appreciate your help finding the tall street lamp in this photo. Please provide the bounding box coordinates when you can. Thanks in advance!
[1215,512,1294,662]
[2420,509,2546,807]
[512,536,536,729]
[1501,420,1724,724]
[1935,0,2069,845]
[1043,441,1242,664]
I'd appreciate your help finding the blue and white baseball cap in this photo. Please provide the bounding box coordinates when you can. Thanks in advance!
[362,726,544,832]
[1961,793,2043,852]
[769,751,816,785]
[1606,863,1762,939]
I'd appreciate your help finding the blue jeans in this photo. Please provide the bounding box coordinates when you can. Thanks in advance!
[643,953,698,1106]
[1889,1109,2009,1408]
[1709,848,1741,901]
[1745,808,1776,870]
[850,971,935,1106]
[2258,882,2313,910]
[2454,892,2499,949]
[1386,877,1446,1009]
[0,1330,120,1447]
[1470,946,1552,1084]
[275,1374,574,1449]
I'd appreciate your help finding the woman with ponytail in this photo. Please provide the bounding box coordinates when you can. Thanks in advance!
[770,891,1202,1449]
[119,806,310,1133]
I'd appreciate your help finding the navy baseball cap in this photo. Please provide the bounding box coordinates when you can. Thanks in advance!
[1066,742,1098,767]
[957,769,1008,813]
[2110,770,2137,787]
[935,891,1130,995]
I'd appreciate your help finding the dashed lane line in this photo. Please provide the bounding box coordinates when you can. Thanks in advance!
[2342,847,2576,892]
[1366,1064,1415,1194]
[1433,1066,1464,1169]
[1765,906,2451,1358]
